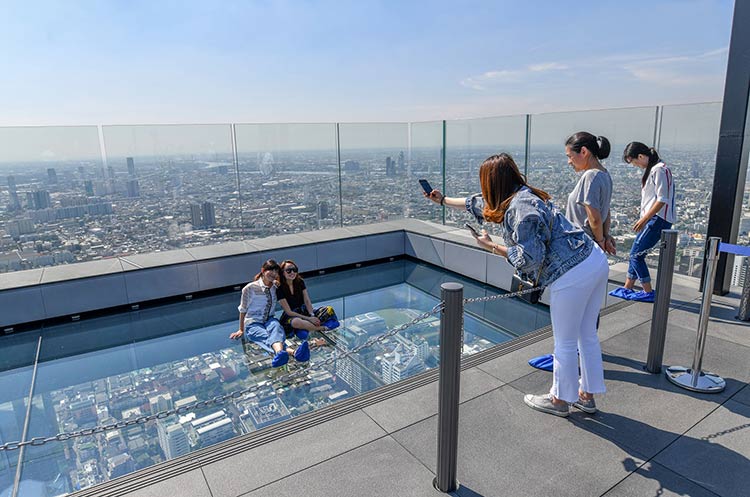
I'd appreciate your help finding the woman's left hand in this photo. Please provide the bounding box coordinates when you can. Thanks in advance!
[474,230,494,250]
[632,217,648,233]
[308,316,321,326]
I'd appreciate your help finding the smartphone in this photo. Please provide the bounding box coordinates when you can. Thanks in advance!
[418,179,433,195]
[464,223,481,237]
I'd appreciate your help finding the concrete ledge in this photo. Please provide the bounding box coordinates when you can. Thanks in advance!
[0,221,423,327]
[0,219,620,327]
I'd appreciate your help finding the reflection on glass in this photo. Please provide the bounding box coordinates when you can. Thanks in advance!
[408,121,443,224]
[740,100,750,287]
[2,260,546,494]
[338,123,410,226]
[235,124,339,236]
[101,124,238,256]
[658,103,722,278]
[445,116,527,227]
[0,126,103,273]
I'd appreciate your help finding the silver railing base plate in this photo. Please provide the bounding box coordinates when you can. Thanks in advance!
[665,366,726,393]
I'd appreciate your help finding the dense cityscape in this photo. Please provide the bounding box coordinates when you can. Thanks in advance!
[0,304,494,495]
[1,144,749,282]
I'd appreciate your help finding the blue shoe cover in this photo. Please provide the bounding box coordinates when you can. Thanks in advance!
[272,351,289,367]
[608,287,634,299]
[322,317,340,330]
[528,354,554,372]
[294,341,310,362]
[631,290,655,303]
[294,330,310,340]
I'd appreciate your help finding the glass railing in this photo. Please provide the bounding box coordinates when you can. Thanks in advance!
[407,121,443,224]
[338,123,410,226]
[0,126,103,272]
[0,103,728,280]
[101,124,239,257]
[444,115,527,227]
[658,103,722,278]
[235,123,340,235]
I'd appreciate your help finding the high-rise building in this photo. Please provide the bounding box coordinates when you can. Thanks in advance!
[107,453,135,479]
[6,176,20,210]
[84,180,94,196]
[149,393,173,414]
[201,202,216,228]
[126,179,140,198]
[26,190,51,210]
[6,219,35,239]
[157,420,190,460]
[397,151,405,174]
[107,166,116,181]
[46,168,58,184]
[385,156,395,177]
[126,157,136,177]
[190,410,235,448]
[380,343,426,384]
[317,200,329,220]
[190,204,202,228]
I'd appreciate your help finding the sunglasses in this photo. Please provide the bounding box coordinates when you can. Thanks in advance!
[284,267,298,274]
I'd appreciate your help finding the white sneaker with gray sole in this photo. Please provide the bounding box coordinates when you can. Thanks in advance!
[523,394,569,417]
[572,397,597,414]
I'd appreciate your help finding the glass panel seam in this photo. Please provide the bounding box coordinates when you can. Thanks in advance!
[11,335,43,497]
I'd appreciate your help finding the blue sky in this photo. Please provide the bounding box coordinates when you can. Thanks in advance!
[0,0,734,125]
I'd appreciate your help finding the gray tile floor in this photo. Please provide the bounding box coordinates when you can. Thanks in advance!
[116,284,750,497]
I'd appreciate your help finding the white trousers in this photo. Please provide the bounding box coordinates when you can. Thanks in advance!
[548,245,608,403]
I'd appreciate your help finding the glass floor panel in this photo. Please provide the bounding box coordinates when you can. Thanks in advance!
[0,259,550,496]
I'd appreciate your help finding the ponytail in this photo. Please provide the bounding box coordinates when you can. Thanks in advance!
[623,141,662,187]
[565,132,610,160]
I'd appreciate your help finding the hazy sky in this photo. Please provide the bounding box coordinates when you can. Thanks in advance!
[0,1,734,126]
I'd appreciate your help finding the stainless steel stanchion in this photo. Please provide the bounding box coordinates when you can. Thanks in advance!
[646,229,679,373]
[736,257,750,321]
[666,237,726,393]
[434,283,462,493]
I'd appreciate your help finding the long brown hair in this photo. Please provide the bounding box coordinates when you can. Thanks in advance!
[480,153,550,223]
[278,259,305,295]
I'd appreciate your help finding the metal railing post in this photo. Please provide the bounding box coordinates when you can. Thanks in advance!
[435,282,462,493]
[666,237,726,393]
[646,229,678,373]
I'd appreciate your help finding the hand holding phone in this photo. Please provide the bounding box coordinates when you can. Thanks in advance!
[418,179,433,195]
[464,223,480,237]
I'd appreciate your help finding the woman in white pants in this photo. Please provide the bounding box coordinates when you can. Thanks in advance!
[426,153,608,416]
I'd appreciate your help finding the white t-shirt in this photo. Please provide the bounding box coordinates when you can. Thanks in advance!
[641,162,676,224]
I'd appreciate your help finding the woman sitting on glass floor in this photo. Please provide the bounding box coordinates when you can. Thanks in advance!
[276,259,339,341]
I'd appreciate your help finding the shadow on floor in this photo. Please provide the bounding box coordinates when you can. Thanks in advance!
[569,410,749,497]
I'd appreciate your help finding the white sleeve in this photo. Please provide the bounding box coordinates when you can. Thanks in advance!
[653,167,670,204]
[238,285,251,313]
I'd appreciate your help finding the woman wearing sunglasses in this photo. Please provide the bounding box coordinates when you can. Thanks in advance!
[277,260,332,338]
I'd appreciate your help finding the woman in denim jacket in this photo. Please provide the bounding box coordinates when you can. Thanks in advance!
[426,154,608,416]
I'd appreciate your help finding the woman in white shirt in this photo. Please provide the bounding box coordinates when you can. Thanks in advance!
[616,142,676,300]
